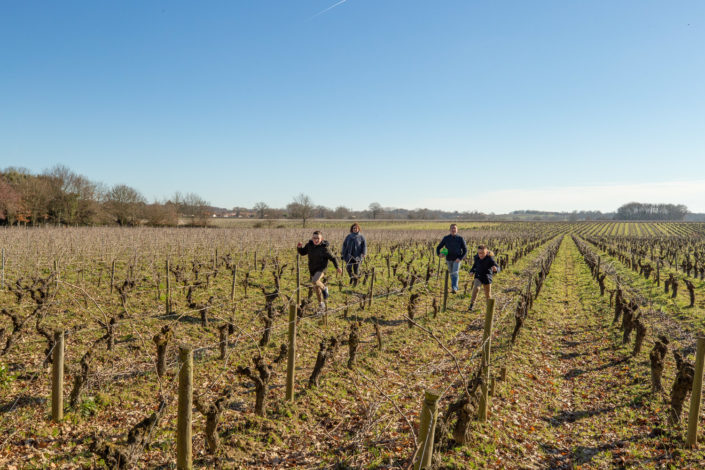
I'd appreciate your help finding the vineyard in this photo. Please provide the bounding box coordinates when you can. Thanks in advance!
[1,221,705,469]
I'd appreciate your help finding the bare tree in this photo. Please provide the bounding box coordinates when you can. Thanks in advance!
[369,202,383,220]
[105,184,146,226]
[287,193,314,227]
[253,202,269,219]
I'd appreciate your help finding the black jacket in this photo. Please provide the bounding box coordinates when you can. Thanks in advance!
[469,254,500,284]
[436,234,468,261]
[297,240,339,275]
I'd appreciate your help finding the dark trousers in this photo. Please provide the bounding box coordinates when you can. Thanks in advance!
[346,259,360,281]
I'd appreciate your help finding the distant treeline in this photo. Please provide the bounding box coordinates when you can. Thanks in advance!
[0,166,211,226]
[0,166,693,226]
[614,202,689,221]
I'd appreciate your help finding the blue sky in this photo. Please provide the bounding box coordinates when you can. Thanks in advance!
[1,1,704,212]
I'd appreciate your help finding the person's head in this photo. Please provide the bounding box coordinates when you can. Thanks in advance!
[350,223,361,233]
[449,224,458,235]
[477,244,488,259]
[312,231,323,245]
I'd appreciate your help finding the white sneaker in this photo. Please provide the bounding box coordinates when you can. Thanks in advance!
[319,302,326,311]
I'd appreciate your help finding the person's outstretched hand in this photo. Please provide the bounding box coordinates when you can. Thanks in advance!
[492,266,498,273]
[297,242,303,248]
[337,267,343,275]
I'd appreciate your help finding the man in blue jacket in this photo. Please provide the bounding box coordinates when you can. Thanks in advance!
[436,224,467,293]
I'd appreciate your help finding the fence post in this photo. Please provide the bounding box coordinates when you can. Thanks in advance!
[414,389,440,470]
[165,259,171,315]
[286,303,297,402]
[230,265,237,302]
[177,345,193,470]
[367,267,376,308]
[1,247,5,289]
[478,298,496,422]
[51,330,64,422]
[110,259,115,294]
[687,337,705,447]
[53,259,59,288]
[442,270,449,312]
[296,254,301,307]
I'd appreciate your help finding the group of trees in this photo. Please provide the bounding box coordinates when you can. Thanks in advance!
[0,166,211,227]
[614,202,689,221]
[2,166,693,227]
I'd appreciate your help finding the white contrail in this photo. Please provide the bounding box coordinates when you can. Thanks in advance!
[308,0,349,20]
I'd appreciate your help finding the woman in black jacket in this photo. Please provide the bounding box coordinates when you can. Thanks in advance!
[297,231,342,311]
[468,244,500,311]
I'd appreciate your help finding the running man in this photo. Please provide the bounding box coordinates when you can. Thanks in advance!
[468,244,500,311]
[297,230,342,311]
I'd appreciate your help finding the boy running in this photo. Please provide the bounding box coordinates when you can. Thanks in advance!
[297,230,342,311]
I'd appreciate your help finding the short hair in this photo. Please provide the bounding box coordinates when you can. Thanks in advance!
[477,244,487,250]
[450,223,458,229]
[350,223,361,233]
[312,231,322,237]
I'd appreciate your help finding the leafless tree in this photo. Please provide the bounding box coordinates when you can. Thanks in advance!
[287,193,314,227]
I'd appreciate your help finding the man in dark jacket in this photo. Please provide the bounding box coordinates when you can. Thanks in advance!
[468,245,500,311]
[341,223,367,286]
[297,231,342,311]
[436,224,468,293]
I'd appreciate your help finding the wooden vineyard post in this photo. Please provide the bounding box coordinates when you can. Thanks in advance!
[177,346,193,470]
[596,256,601,280]
[367,267,376,308]
[51,330,65,422]
[230,265,237,302]
[478,298,496,422]
[53,259,59,289]
[442,269,449,313]
[1,247,5,289]
[286,303,297,402]
[687,337,705,448]
[296,254,301,307]
[110,259,115,294]
[414,389,440,470]
[165,259,171,315]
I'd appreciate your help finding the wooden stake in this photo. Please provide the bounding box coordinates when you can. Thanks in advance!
[230,265,237,302]
[51,330,64,422]
[687,337,705,448]
[165,259,171,315]
[414,389,440,470]
[442,269,449,313]
[367,267,376,308]
[110,260,115,294]
[478,298,496,422]
[177,346,193,470]
[286,303,297,402]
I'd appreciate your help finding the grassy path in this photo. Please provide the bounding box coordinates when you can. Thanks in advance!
[476,235,705,469]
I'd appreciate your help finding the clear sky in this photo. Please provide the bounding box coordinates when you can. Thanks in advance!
[2,1,704,212]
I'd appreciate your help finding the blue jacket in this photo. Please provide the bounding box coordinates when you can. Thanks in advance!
[469,254,500,284]
[436,234,468,261]
[342,233,367,262]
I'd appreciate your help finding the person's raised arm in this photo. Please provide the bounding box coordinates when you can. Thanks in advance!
[297,241,308,255]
